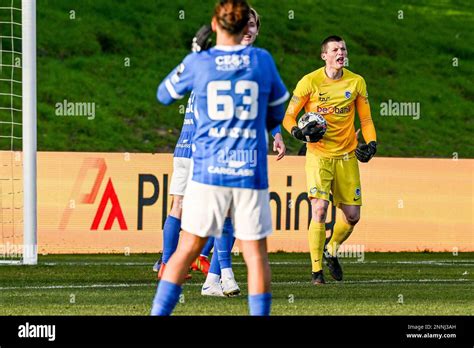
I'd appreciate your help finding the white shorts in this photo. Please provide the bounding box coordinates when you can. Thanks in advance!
[181,180,273,241]
[169,157,192,196]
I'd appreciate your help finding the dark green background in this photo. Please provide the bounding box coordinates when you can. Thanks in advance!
[30,0,474,157]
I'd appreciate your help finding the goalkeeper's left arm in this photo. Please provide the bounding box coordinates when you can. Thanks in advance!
[356,95,376,144]
[355,79,377,162]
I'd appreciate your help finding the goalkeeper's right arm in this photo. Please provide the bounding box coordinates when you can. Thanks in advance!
[282,94,309,134]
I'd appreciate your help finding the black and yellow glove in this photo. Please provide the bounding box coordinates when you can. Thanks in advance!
[356,141,377,162]
[291,121,325,143]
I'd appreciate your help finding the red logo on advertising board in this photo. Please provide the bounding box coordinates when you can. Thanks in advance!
[59,158,128,231]
[90,178,128,230]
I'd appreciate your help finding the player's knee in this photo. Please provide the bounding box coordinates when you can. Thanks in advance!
[346,213,360,225]
[312,206,327,222]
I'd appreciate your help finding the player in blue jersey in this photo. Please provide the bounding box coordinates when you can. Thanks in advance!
[200,6,286,298]
[151,0,289,316]
[153,90,214,281]
[154,7,286,296]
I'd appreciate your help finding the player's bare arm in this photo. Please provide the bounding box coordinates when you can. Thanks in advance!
[273,132,286,161]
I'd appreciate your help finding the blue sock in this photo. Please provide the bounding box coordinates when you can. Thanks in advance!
[248,293,272,316]
[217,218,235,270]
[200,236,214,257]
[209,240,221,276]
[162,216,181,264]
[151,280,182,316]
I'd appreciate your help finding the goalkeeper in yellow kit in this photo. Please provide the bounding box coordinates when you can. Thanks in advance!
[283,36,377,284]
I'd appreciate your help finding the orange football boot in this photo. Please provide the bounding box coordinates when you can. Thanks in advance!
[191,255,210,276]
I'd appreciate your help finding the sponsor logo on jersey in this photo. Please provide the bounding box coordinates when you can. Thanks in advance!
[175,143,191,149]
[183,118,194,125]
[319,96,330,102]
[207,166,255,177]
[316,105,351,115]
[208,127,257,139]
[215,54,250,71]
[310,187,328,196]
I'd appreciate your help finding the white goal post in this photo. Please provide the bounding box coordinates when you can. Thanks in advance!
[22,0,37,265]
[0,0,36,265]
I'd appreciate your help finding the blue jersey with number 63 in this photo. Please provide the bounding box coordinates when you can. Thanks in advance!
[157,45,289,189]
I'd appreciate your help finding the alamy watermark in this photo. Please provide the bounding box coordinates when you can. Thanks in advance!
[380,99,420,120]
[55,99,96,120]
[216,147,258,168]
[18,322,56,342]
[326,243,365,262]
[0,242,37,259]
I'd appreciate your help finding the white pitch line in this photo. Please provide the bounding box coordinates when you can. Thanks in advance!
[0,278,471,291]
[242,261,474,266]
[25,260,474,267]
[41,262,153,266]
[0,283,152,291]
[328,278,472,284]
[378,260,474,265]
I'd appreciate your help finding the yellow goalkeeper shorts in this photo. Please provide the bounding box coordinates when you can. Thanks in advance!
[305,152,362,206]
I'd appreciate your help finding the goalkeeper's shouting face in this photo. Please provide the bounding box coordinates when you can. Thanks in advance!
[321,37,347,71]
[241,8,260,45]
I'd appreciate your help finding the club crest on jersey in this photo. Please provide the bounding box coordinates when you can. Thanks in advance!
[355,187,361,197]
[215,54,250,71]
[345,91,352,99]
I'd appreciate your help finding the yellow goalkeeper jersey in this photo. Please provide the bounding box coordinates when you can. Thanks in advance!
[283,67,376,158]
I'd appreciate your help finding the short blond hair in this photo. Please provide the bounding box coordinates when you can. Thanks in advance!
[250,7,260,29]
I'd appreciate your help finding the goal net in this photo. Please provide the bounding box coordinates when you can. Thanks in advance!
[0,0,36,265]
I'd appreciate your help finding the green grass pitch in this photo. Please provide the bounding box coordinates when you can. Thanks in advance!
[33,0,474,158]
[0,252,472,315]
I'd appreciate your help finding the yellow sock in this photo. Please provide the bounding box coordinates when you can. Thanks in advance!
[308,220,326,273]
[326,218,354,257]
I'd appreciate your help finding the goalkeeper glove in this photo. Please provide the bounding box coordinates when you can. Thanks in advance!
[291,121,325,143]
[191,25,213,52]
[356,141,377,162]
